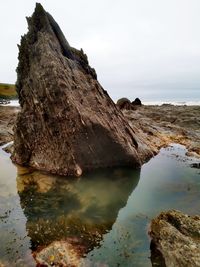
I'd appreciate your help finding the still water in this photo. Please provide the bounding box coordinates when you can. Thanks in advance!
[0,144,199,267]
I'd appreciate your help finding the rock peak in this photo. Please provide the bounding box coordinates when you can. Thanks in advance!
[12,5,152,176]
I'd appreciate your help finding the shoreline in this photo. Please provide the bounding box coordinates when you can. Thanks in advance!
[1,98,200,108]
[142,101,200,106]
[0,103,199,161]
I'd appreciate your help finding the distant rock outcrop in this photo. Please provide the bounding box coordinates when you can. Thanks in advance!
[11,3,152,176]
[132,98,142,106]
[116,98,132,110]
[117,97,142,110]
[149,210,200,267]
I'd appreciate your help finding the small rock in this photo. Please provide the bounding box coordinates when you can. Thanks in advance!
[34,241,81,267]
[149,210,200,267]
[190,163,200,169]
[116,98,132,110]
[132,98,142,106]
[2,143,14,154]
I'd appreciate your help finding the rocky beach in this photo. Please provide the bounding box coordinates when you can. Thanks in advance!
[1,100,200,266]
[124,104,200,158]
[1,103,200,159]
[0,2,200,267]
[0,107,200,266]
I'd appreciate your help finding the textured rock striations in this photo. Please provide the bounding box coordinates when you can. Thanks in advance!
[12,3,152,176]
[149,210,200,267]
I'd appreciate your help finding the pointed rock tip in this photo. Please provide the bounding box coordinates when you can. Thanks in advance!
[32,2,47,21]
[26,2,50,32]
[35,3,45,13]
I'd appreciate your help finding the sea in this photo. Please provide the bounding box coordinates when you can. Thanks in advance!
[111,87,200,106]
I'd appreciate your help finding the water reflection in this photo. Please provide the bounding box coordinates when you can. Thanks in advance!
[17,166,140,265]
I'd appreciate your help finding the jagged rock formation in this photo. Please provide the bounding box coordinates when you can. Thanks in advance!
[11,3,152,176]
[149,210,200,267]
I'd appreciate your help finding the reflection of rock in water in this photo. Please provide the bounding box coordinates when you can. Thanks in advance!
[17,166,140,265]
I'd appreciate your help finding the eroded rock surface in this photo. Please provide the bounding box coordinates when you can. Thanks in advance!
[11,3,152,176]
[0,106,19,146]
[149,210,200,267]
[124,105,200,157]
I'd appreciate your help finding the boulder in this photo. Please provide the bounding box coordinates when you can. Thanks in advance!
[149,210,200,267]
[11,3,152,176]
[116,97,132,110]
[132,98,142,106]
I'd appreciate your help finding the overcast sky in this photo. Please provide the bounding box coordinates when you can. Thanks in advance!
[1,0,200,101]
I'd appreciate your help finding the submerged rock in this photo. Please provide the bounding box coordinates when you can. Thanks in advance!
[149,210,200,267]
[34,241,80,267]
[12,3,152,176]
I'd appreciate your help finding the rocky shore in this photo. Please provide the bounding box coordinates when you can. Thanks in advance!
[1,104,200,159]
[123,104,200,158]
[0,3,199,265]
[1,103,200,267]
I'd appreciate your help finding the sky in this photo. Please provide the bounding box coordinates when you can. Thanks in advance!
[1,0,200,102]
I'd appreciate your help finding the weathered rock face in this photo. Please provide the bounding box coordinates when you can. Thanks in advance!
[11,3,152,176]
[149,210,200,267]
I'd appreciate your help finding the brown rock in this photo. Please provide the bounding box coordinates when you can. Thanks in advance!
[11,3,152,176]
[116,97,132,110]
[149,210,200,267]
[123,104,200,157]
